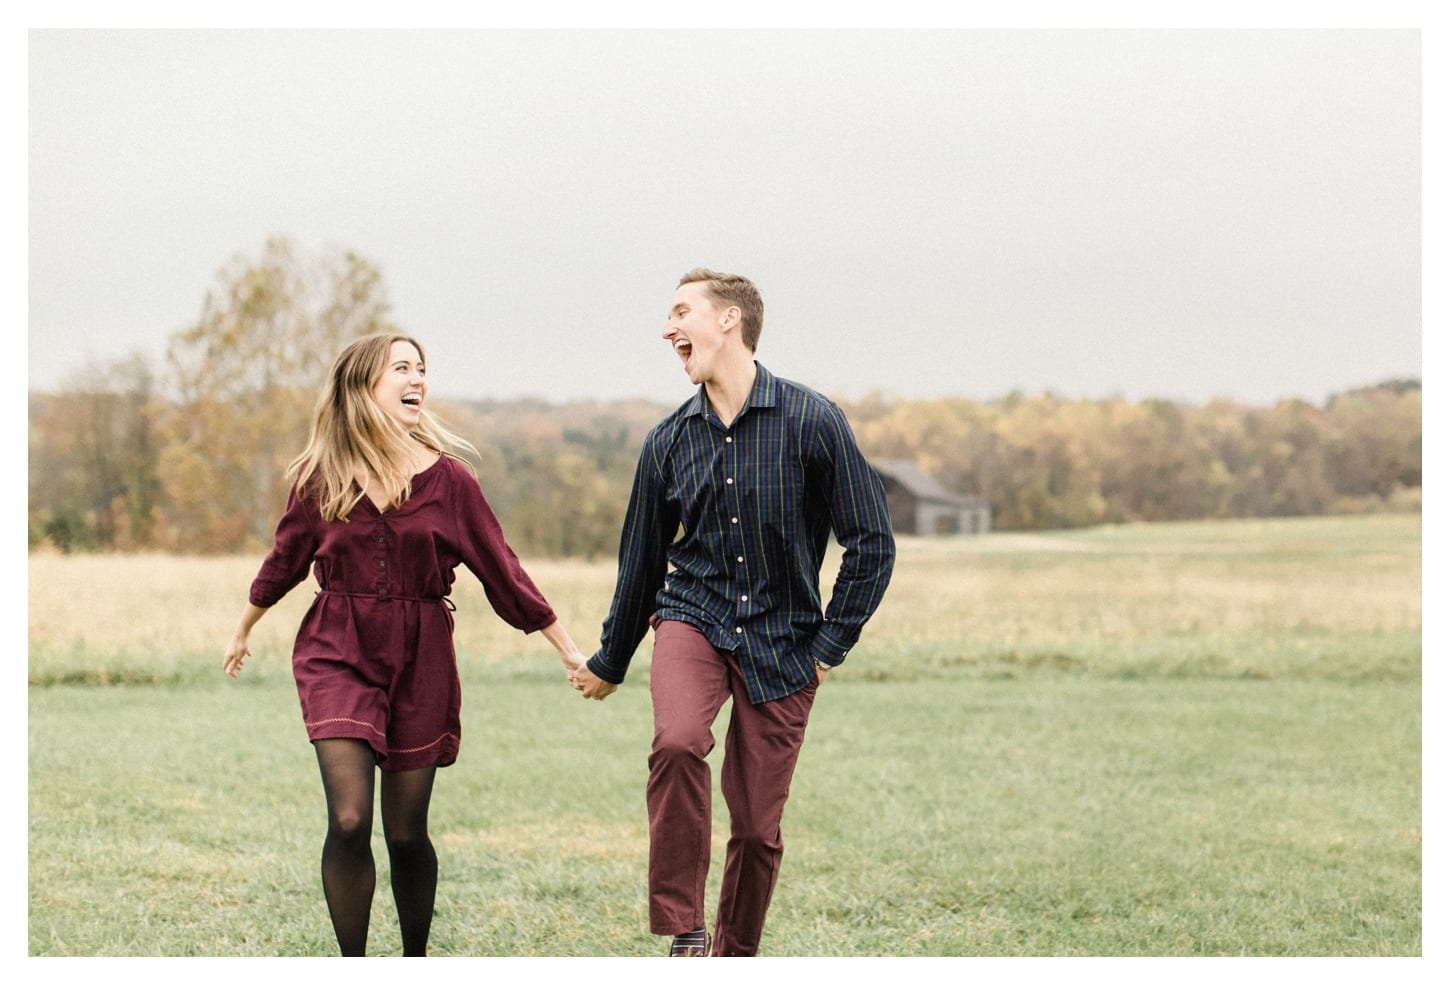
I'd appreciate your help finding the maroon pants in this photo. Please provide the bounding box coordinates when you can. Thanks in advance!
[647,620,817,956]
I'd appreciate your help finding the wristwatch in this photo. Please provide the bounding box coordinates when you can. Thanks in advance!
[814,658,831,672]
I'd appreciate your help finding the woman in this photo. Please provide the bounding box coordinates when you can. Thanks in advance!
[223,332,586,956]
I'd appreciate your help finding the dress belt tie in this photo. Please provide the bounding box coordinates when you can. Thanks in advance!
[316,589,457,611]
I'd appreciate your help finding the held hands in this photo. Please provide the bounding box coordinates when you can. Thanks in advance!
[539,620,600,696]
[569,663,618,701]
[557,645,615,700]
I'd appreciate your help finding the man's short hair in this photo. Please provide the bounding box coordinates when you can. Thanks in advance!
[678,267,764,352]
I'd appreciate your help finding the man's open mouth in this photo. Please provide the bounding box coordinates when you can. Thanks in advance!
[674,339,693,362]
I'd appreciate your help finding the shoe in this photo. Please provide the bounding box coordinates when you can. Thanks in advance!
[669,930,711,957]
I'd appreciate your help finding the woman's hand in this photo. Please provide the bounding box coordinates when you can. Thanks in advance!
[224,603,270,678]
[539,619,590,678]
[223,634,251,678]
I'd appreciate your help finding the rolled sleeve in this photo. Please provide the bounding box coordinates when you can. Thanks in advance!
[249,486,321,609]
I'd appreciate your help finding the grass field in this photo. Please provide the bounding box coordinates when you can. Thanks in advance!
[26,514,1422,957]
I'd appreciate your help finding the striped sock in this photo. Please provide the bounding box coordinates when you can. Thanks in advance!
[670,928,708,955]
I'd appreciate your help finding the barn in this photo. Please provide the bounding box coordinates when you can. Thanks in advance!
[872,459,992,536]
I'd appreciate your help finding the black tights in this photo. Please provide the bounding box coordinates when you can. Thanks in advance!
[315,739,439,956]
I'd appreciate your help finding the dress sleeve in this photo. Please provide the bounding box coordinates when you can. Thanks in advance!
[450,461,558,633]
[249,484,323,608]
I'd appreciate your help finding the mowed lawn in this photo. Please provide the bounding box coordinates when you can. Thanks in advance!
[27,515,1422,957]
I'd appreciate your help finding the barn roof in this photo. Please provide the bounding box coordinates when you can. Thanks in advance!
[872,459,988,508]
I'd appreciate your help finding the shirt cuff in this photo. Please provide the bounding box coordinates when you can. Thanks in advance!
[808,628,852,668]
[586,653,627,685]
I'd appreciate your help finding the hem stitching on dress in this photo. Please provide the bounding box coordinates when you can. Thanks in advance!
[304,717,457,757]
[304,716,386,739]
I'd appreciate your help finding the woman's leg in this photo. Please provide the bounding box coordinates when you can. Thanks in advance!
[314,738,378,956]
[381,765,439,957]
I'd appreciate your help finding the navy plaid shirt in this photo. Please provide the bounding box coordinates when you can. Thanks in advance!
[587,363,895,704]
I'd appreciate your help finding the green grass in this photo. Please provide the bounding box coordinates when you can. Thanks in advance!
[26,515,1422,956]
[28,668,1420,956]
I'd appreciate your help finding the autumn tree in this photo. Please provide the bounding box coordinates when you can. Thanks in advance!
[840,381,1420,532]
[1322,384,1422,500]
[29,280,1420,551]
[153,237,397,552]
[28,353,161,551]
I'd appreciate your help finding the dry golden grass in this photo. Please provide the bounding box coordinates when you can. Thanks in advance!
[872,530,1419,648]
[28,514,1420,683]
[26,552,616,680]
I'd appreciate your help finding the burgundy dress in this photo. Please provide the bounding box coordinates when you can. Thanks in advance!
[249,455,557,771]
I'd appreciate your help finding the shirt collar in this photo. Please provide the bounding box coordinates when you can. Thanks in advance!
[684,361,778,420]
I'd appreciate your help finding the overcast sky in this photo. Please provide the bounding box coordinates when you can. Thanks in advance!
[27,27,1423,408]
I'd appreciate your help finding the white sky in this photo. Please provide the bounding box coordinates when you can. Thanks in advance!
[25,23,1425,408]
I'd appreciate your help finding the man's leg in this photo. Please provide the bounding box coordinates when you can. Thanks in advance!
[713,659,816,957]
[647,621,732,942]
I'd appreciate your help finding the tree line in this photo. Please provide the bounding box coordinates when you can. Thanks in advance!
[28,238,1421,557]
[847,381,1419,530]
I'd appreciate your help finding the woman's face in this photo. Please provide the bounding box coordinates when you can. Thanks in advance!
[371,340,427,427]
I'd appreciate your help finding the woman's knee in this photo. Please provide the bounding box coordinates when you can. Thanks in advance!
[327,803,373,845]
[384,827,434,860]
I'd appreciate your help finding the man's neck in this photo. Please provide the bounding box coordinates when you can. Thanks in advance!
[704,356,758,427]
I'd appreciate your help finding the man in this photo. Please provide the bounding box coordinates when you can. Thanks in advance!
[570,268,895,957]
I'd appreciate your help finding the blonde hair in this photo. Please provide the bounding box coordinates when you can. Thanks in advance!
[289,333,478,522]
[678,267,764,352]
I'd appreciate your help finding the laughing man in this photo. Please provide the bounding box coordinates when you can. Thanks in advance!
[570,267,896,956]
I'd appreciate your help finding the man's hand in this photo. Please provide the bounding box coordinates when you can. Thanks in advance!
[569,662,618,701]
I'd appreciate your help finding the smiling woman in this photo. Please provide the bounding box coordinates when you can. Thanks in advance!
[216,331,592,957]
[359,339,433,510]
[373,339,427,423]
[288,334,452,521]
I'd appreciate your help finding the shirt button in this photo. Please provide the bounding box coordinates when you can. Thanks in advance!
[740,595,749,602]
[725,437,733,443]
[737,556,744,563]
[735,627,744,634]
[726,477,734,485]
[731,517,739,524]
[378,560,386,567]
